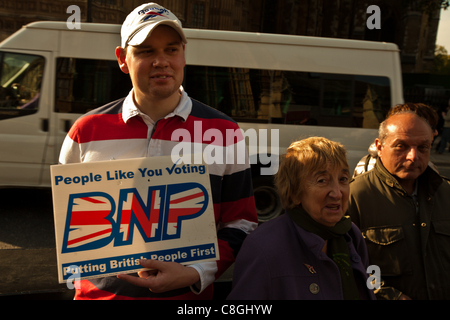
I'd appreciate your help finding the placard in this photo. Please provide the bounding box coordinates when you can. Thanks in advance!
[51,156,219,283]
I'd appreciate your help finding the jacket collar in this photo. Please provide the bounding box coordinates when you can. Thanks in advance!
[374,157,442,197]
[288,214,354,257]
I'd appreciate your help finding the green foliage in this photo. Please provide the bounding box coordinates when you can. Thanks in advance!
[433,45,450,74]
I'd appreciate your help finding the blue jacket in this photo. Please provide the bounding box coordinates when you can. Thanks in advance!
[228,213,376,300]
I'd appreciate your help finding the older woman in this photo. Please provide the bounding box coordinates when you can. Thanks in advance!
[228,137,376,300]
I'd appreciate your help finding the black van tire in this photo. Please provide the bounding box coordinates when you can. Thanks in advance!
[252,175,283,223]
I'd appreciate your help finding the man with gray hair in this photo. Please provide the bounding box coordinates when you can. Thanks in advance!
[348,109,450,299]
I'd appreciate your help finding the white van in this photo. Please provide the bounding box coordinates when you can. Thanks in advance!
[0,21,403,221]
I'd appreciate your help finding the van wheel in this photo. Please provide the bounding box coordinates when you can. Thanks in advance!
[252,176,283,223]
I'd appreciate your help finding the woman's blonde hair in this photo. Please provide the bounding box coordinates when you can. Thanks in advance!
[274,137,349,209]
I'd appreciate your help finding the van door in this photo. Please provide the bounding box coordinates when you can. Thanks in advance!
[0,50,51,187]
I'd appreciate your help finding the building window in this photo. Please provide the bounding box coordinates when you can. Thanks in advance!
[192,3,205,28]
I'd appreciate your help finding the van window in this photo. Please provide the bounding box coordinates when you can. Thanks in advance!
[184,66,391,128]
[55,58,132,114]
[0,52,45,120]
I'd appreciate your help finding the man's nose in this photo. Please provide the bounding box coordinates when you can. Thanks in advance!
[406,147,418,161]
[152,52,169,67]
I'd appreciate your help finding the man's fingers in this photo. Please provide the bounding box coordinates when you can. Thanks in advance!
[138,268,158,279]
[116,259,199,293]
[138,258,166,270]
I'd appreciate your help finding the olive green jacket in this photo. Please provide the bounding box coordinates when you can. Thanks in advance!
[348,158,450,300]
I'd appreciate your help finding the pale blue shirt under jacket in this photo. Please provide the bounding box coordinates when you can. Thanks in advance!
[228,213,376,300]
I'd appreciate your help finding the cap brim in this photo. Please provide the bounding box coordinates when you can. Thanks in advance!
[126,20,187,47]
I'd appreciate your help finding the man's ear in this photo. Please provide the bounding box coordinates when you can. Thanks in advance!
[115,46,129,74]
[374,138,383,158]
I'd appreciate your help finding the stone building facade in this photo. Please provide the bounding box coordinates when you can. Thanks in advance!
[0,0,442,73]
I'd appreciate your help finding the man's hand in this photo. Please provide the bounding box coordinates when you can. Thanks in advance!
[116,259,200,293]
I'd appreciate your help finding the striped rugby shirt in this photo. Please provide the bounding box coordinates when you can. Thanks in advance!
[59,88,258,300]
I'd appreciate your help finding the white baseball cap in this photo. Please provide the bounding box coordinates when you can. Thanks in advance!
[121,2,187,48]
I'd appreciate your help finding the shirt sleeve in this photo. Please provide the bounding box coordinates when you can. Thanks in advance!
[59,133,81,164]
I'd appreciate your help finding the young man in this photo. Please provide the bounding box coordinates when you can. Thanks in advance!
[59,3,258,300]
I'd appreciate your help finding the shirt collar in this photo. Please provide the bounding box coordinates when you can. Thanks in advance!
[122,86,192,123]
